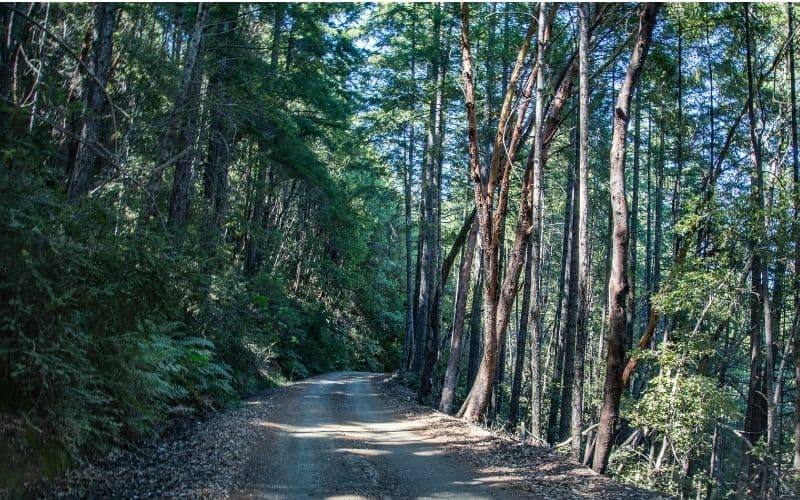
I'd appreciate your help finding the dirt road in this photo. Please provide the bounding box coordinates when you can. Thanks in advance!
[232,372,525,499]
[54,372,665,499]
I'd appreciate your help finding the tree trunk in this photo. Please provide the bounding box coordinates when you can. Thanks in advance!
[419,210,474,401]
[419,13,452,400]
[456,2,538,423]
[145,3,209,217]
[67,4,116,201]
[401,125,416,377]
[739,5,768,492]
[203,3,240,233]
[412,3,442,374]
[440,217,479,413]
[671,24,684,260]
[643,106,653,347]
[0,4,28,138]
[401,8,418,376]
[467,256,483,391]
[572,2,590,461]
[508,235,532,428]
[168,42,205,225]
[592,3,659,474]
[244,151,269,276]
[790,1,800,473]
[627,82,641,350]
[547,158,575,443]
[458,2,574,423]
[559,129,580,442]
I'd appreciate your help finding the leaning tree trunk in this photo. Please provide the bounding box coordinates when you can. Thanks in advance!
[419,210,474,401]
[592,3,659,474]
[456,3,537,423]
[440,217,479,413]
[458,2,576,423]
[467,256,484,391]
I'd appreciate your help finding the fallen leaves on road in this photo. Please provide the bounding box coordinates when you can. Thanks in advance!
[378,375,670,500]
[45,391,284,499]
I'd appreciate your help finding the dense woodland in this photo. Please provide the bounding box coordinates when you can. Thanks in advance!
[2,2,800,498]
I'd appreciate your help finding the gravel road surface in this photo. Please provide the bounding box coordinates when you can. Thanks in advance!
[51,372,666,499]
[232,371,522,499]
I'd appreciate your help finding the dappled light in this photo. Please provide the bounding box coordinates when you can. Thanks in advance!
[2,2,800,498]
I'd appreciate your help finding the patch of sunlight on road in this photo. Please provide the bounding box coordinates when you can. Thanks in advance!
[333,447,390,456]
[413,449,447,457]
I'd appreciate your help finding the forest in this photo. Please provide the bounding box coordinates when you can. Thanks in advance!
[1,2,799,498]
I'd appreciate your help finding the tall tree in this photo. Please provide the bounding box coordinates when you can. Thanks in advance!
[592,3,659,474]
[456,2,537,422]
[790,1,800,473]
[739,4,768,491]
[571,1,591,461]
[412,2,443,374]
[167,4,208,225]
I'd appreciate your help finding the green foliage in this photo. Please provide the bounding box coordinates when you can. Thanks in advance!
[630,371,737,455]
[0,6,405,495]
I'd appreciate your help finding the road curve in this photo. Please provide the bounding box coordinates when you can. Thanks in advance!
[231,372,527,499]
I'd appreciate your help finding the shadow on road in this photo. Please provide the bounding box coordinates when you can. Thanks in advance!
[232,372,526,499]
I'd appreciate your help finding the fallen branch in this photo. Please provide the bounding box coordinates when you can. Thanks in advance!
[553,423,600,449]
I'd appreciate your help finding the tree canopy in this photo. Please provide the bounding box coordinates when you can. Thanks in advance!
[2,3,800,498]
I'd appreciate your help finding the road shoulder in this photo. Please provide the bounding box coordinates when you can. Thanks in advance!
[377,375,669,500]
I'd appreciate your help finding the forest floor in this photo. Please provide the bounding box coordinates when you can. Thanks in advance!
[47,372,667,499]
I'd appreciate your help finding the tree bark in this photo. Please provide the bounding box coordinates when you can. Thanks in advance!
[508,234,532,428]
[457,2,579,424]
[572,2,591,461]
[547,158,575,443]
[559,135,580,442]
[627,82,641,349]
[168,31,205,225]
[401,7,417,376]
[203,3,240,233]
[467,255,483,391]
[401,125,416,377]
[145,3,209,218]
[419,13,452,400]
[244,147,270,276]
[412,3,442,374]
[67,3,116,201]
[456,2,538,423]
[739,5,768,492]
[440,217,479,413]
[592,3,659,474]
